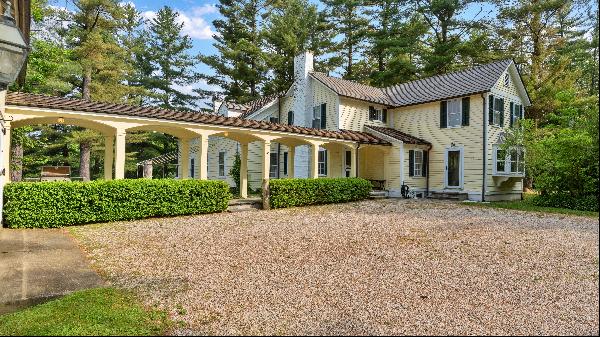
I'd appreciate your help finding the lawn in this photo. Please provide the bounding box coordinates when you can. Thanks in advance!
[70,199,599,335]
[468,194,599,218]
[0,288,173,336]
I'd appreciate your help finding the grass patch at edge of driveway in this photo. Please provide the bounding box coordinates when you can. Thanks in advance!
[465,199,599,218]
[0,287,173,336]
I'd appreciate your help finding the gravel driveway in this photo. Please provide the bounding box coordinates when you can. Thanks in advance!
[71,199,599,335]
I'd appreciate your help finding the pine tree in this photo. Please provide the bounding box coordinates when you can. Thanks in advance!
[262,0,338,95]
[323,0,369,81]
[63,0,132,102]
[146,6,199,110]
[198,0,269,103]
[365,1,428,86]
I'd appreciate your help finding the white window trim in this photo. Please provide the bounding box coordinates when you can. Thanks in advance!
[269,152,279,179]
[218,151,226,178]
[444,146,464,189]
[318,148,327,177]
[493,145,525,176]
[491,97,504,127]
[447,98,462,129]
[413,149,424,177]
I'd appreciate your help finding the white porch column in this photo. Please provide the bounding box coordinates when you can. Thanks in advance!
[198,134,209,180]
[261,140,271,181]
[179,138,190,179]
[309,142,319,179]
[114,129,126,179]
[288,146,295,178]
[104,135,114,180]
[350,146,357,178]
[240,143,248,198]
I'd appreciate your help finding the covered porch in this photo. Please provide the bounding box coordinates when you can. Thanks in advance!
[3,92,390,198]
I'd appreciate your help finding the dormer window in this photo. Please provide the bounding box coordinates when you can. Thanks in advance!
[368,106,387,123]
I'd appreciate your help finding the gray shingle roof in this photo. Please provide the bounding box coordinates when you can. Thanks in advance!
[309,59,515,108]
[365,125,431,146]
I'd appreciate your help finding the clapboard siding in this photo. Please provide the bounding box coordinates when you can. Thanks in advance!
[339,97,389,131]
[391,95,485,193]
[311,79,339,130]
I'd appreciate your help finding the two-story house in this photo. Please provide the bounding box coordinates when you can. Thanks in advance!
[190,52,531,201]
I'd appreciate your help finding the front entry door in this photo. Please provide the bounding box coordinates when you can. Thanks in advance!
[445,148,463,188]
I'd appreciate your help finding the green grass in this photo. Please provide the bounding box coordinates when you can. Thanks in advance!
[0,288,173,336]
[468,196,599,218]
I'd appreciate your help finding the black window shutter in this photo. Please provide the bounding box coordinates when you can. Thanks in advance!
[409,150,415,177]
[369,106,375,121]
[382,109,388,123]
[461,97,470,126]
[288,111,293,125]
[321,103,327,129]
[422,151,428,177]
[499,98,505,126]
[440,101,447,128]
[509,102,514,127]
[488,94,494,125]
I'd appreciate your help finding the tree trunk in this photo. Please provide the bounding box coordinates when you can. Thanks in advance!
[82,68,92,101]
[79,141,91,181]
[10,143,23,182]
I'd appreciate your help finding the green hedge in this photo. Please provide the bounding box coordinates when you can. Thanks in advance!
[528,193,598,212]
[269,178,372,209]
[3,179,231,228]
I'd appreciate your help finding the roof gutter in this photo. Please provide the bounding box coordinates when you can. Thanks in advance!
[481,92,487,202]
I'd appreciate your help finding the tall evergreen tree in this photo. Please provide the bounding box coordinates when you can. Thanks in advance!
[323,0,369,81]
[146,6,199,110]
[63,0,131,102]
[198,0,269,103]
[262,0,338,95]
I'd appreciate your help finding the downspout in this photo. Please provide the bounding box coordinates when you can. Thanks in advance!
[277,97,281,178]
[481,93,487,202]
[356,143,361,178]
[426,144,432,197]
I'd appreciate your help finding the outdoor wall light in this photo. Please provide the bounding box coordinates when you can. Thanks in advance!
[0,0,30,87]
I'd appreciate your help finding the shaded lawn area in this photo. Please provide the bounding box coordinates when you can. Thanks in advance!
[0,288,173,336]
[468,195,599,218]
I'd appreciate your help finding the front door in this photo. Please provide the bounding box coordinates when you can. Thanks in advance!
[445,148,463,188]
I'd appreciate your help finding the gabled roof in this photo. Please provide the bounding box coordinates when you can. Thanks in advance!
[307,59,528,108]
[225,93,282,118]
[310,72,393,106]
[384,59,515,107]
[6,92,390,145]
[365,125,431,146]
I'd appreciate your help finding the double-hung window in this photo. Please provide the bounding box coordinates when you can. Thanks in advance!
[493,145,524,175]
[409,149,428,177]
[318,148,327,176]
[312,103,326,129]
[489,95,505,126]
[414,150,423,176]
[269,152,279,178]
[368,106,387,123]
[510,102,523,127]
[218,151,226,177]
[287,111,294,125]
[447,99,462,128]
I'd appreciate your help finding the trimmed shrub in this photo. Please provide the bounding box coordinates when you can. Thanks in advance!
[269,178,372,209]
[528,193,598,212]
[3,179,231,228]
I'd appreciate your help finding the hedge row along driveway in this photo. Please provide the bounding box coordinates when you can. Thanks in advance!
[3,179,231,228]
[269,178,372,209]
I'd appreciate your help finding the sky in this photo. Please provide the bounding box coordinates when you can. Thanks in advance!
[51,0,498,101]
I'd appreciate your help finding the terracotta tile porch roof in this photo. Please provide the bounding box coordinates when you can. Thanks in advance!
[6,92,390,145]
[365,125,431,146]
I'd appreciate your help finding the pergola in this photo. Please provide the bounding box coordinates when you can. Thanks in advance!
[3,92,390,198]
